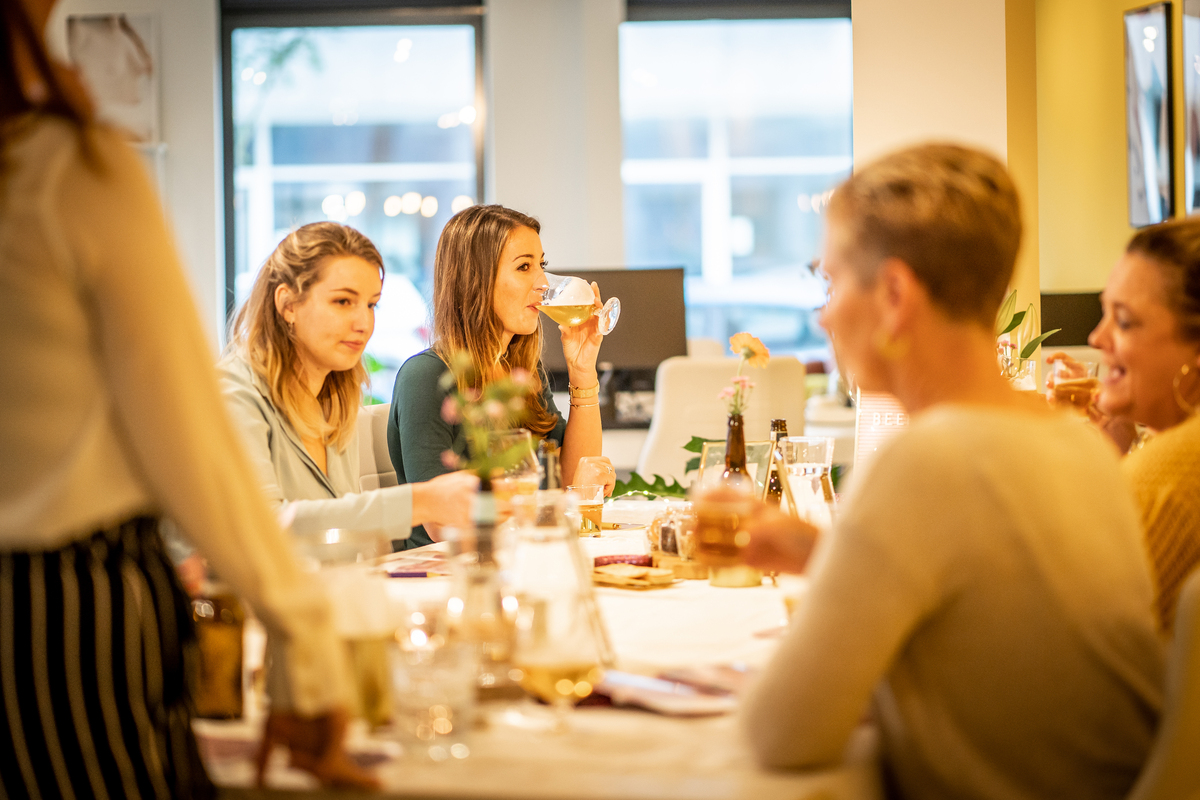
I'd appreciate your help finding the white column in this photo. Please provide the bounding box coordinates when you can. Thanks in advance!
[851,0,1009,163]
[486,0,626,268]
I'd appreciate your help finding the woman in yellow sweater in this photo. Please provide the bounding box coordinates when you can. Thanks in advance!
[1075,218,1200,633]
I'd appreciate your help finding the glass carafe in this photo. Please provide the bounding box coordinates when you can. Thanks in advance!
[508,491,613,731]
[539,272,621,335]
[778,436,837,532]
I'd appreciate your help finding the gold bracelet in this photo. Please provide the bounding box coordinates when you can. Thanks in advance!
[570,400,600,409]
[568,383,599,399]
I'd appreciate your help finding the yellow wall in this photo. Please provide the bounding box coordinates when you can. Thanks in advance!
[1035,0,1186,292]
[1007,0,1041,315]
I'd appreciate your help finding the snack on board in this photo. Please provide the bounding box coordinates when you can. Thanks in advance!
[593,563,675,589]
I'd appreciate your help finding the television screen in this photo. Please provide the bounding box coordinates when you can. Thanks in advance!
[540,267,688,372]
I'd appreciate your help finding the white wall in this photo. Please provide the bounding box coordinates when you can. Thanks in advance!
[48,0,224,342]
[851,0,1010,163]
[486,0,626,268]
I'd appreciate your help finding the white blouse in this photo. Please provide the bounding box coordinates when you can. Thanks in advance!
[0,116,349,714]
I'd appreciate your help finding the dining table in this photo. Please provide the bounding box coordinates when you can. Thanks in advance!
[198,499,882,800]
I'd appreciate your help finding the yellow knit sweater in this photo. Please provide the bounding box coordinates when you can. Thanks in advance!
[1123,413,1200,633]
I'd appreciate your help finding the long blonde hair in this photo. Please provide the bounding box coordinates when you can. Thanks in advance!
[230,222,384,449]
[432,204,557,436]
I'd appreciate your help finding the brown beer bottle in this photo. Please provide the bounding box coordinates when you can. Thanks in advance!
[765,419,788,506]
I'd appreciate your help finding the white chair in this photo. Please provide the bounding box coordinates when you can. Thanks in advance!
[1127,570,1200,800]
[636,356,806,485]
[686,337,725,358]
[357,402,398,491]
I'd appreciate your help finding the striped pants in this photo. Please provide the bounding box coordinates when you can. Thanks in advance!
[0,517,213,800]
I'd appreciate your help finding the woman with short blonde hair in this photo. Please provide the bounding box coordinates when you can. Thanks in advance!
[741,143,1163,799]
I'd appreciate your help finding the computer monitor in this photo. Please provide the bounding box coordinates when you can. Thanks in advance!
[539,267,688,372]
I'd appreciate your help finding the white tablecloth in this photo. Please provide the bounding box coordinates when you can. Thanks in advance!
[200,499,882,799]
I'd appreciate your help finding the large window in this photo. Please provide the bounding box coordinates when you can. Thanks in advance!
[619,16,851,357]
[224,11,482,400]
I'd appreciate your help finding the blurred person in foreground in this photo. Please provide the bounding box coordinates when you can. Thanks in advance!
[1046,218,1200,633]
[218,221,477,546]
[739,143,1164,800]
[387,204,613,548]
[0,0,372,793]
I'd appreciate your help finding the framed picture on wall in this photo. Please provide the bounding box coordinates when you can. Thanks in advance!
[1185,0,1200,213]
[1124,2,1174,227]
[67,13,159,143]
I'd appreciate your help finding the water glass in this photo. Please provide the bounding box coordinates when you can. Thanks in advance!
[565,484,604,536]
[778,436,837,532]
[390,601,478,762]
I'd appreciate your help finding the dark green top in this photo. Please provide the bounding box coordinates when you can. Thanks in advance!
[387,349,567,549]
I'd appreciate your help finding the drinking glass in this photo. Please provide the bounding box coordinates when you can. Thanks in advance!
[1049,359,1100,413]
[508,492,610,732]
[692,474,757,567]
[565,484,604,536]
[539,272,621,335]
[390,600,478,762]
[779,436,837,533]
[489,429,540,506]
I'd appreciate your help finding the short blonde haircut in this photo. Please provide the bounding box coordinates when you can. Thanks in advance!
[229,222,384,450]
[827,142,1022,326]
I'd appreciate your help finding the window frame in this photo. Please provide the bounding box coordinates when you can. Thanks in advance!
[219,5,486,322]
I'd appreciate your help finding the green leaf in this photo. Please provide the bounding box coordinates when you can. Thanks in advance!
[612,472,688,499]
[1019,328,1062,360]
[363,353,386,374]
[998,309,1026,336]
[994,289,1018,337]
[684,456,701,474]
[682,436,721,454]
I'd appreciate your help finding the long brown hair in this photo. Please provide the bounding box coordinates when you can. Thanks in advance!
[432,204,557,436]
[1,0,94,142]
[229,222,384,450]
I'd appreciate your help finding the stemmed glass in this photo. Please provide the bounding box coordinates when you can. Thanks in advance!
[508,492,610,732]
[538,272,621,335]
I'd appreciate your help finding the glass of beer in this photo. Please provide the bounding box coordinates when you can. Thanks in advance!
[692,474,757,567]
[539,272,621,335]
[566,484,604,536]
[1049,359,1100,413]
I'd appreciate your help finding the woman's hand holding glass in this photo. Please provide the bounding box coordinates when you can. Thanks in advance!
[740,505,821,575]
[556,281,605,385]
[574,456,616,497]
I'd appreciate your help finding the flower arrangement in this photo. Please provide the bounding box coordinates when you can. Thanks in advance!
[995,290,1060,381]
[437,351,536,480]
[719,332,770,415]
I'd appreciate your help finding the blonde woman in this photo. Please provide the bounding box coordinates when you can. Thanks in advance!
[387,205,612,547]
[219,222,478,546]
[0,0,370,791]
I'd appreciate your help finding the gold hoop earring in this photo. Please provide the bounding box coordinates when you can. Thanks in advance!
[1173,364,1200,416]
[873,329,909,361]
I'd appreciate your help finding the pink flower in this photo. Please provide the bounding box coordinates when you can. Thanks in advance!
[717,387,736,401]
[732,375,753,389]
[441,396,460,424]
[510,367,532,387]
[440,450,462,469]
[484,399,506,420]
